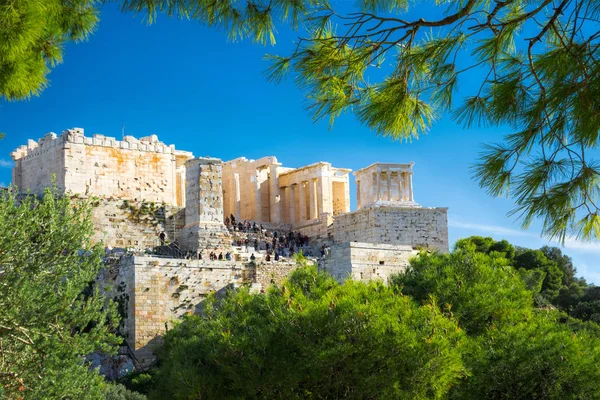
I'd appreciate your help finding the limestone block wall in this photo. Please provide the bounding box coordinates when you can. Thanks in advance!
[102,256,255,367]
[11,128,193,206]
[331,205,449,252]
[88,198,184,249]
[294,212,333,239]
[320,242,417,282]
[180,158,230,252]
[255,260,307,288]
[11,133,66,192]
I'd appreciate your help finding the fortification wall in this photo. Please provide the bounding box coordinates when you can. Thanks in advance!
[11,133,66,192]
[88,198,184,250]
[255,259,307,288]
[11,128,192,206]
[320,242,417,283]
[99,255,304,367]
[101,256,254,367]
[331,205,449,252]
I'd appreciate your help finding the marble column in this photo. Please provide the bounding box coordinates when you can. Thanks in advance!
[403,172,410,201]
[375,167,381,201]
[386,170,392,201]
[309,179,318,220]
[397,172,404,201]
[408,172,414,202]
[234,173,241,220]
[289,185,296,224]
[343,181,351,213]
[316,177,323,216]
[318,173,332,215]
[269,165,281,223]
[254,171,262,221]
[298,181,307,222]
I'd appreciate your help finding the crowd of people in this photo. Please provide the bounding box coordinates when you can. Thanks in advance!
[226,214,317,261]
[158,214,321,262]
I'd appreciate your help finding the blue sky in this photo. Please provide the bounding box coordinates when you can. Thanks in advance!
[1,3,599,282]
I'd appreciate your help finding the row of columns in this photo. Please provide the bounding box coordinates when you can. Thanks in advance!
[282,178,322,225]
[374,169,414,202]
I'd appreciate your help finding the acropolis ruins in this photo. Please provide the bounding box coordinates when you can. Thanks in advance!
[11,128,448,366]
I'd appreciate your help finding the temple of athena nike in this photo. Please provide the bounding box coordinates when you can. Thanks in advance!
[10,128,448,366]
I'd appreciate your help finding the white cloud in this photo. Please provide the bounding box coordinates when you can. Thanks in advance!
[449,215,600,255]
[0,159,13,168]
[448,218,538,239]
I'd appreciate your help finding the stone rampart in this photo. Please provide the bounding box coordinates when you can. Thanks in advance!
[88,198,184,250]
[320,242,417,283]
[11,128,192,206]
[102,256,254,367]
[98,255,305,367]
[330,205,449,252]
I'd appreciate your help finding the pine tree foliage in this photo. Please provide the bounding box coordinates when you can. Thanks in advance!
[150,257,466,399]
[0,0,99,100]
[0,188,121,399]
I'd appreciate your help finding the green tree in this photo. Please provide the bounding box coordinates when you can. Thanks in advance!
[105,384,147,400]
[541,246,577,287]
[454,236,495,254]
[151,259,465,399]
[451,311,600,400]
[393,248,600,399]
[392,248,533,334]
[514,249,564,302]
[0,0,98,100]
[454,236,516,259]
[0,188,121,399]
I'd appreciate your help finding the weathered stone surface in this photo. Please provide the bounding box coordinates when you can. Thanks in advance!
[179,157,231,252]
[330,204,449,252]
[222,157,351,227]
[87,198,184,250]
[99,255,300,367]
[320,242,417,283]
[11,129,192,206]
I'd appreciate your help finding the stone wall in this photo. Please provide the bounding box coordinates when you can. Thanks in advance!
[11,128,193,206]
[180,158,230,253]
[102,256,255,367]
[255,260,305,288]
[294,212,333,240]
[330,205,449,252]
[11,134,66,193]
[88,198,183,249]
[320,242,417,283]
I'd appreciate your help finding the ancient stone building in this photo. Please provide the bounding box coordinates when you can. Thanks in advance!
[222,157,351,225]
[354,162,416,208]
[10,128,449,367]
[11,128,192,206]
